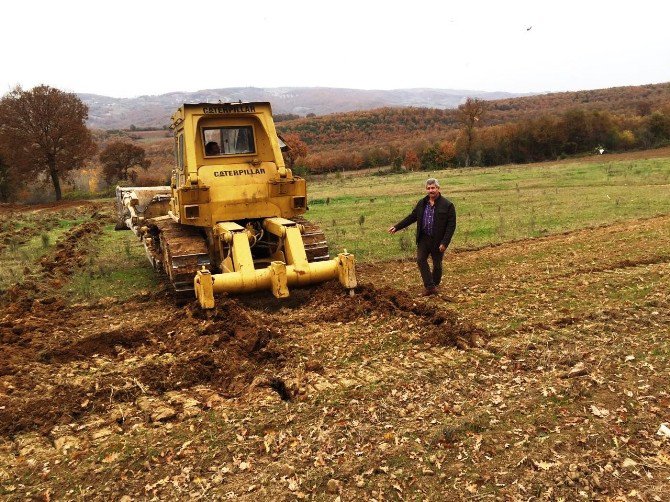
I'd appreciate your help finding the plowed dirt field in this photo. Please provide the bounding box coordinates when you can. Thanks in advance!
[1,201,669,500]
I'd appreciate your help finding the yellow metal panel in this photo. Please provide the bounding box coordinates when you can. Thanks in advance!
[262,217,297,237]
[284,226,309,271]
[231,232,255,273]
[194,269,215,309]
[337,253,357,289]
[216,222,244,232]
[210,202,282,222]
[269,261,289,298]
[199,162,277,185]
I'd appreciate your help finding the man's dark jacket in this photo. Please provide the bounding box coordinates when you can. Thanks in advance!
[394,194,456,248]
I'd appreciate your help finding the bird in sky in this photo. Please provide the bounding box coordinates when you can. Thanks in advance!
[526,26,533,31]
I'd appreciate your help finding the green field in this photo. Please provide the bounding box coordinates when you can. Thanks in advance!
[306,157,670,261]
[2,155,668,296]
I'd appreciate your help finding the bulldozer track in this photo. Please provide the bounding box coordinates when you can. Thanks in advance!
[292,217,330,262]
[148,218,211,294]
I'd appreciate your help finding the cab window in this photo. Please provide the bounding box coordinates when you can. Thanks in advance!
[203,126,255,156]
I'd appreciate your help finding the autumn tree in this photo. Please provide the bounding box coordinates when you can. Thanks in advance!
[646,111,670,144]
[99,141,151,184]
[636,101,652,116]
[281,133,309,169]
[456,98,487,166]
[439,140,457,162]
[420,143,454,170]
[0,85,96,200]
[403,150,420,171]
[0,153,13,202]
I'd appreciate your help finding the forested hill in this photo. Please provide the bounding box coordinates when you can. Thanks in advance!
[277,82,670,153]
[486,83,670,123]
[278,107,459,150]
[273,82,670,172]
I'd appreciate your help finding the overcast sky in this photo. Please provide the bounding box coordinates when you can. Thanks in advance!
[2,0,668,98]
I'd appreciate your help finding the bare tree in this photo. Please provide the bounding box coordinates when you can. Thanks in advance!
[456,97,487,167]
[99,141,151,184]
[0,85,96,200]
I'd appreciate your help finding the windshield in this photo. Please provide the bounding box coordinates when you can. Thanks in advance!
[203,126,255,156]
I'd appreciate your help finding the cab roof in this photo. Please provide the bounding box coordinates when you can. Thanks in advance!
[181,101,271,109]
[171,102,272,128]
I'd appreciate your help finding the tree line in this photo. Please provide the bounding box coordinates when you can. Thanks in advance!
[280,98,670,174]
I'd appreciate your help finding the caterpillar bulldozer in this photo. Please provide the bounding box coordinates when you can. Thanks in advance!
[115,102,356,308]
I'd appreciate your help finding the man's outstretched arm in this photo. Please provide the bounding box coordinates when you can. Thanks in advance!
[390,204,419,233]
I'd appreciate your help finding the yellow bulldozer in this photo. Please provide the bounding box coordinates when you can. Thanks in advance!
[115,102,356,308]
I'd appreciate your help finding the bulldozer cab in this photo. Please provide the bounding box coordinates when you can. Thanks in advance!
[169,102,306,226]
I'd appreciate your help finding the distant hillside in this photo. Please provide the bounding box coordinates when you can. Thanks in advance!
[485,82,670,123]
[80,87,529,129]
[277,82,670,153]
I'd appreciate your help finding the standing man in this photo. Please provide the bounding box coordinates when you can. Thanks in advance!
[388,178,456,296]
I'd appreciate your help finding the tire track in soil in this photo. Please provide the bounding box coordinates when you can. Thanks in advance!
[0,201,107,261]
[0,215,146,437]
[551,254,670,278]
[0,215,60,252]
[504,297,669,337]
[449,213,670,255]
[1,217,108,376]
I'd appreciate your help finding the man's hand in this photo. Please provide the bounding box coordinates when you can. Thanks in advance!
[388,226,397,234]
[439,244,446,253]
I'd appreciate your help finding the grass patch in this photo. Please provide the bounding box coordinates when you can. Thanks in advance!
[65,225,159,301]
[305,157,670,261]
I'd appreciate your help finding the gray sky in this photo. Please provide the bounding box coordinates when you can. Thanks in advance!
[2,0,669,98]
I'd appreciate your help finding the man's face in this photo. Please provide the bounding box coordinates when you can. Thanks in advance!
[426,184,440,199]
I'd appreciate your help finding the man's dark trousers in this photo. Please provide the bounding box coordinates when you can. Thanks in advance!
[417,234,444,289]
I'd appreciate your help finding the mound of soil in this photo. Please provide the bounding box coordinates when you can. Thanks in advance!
[0,294,287,437]
[250,281,488,348]
[38,328,150,364]
[39,221,102,279]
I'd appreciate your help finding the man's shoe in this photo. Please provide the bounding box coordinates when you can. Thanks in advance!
[421,287,438,296]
